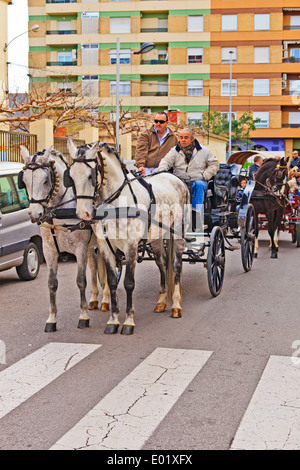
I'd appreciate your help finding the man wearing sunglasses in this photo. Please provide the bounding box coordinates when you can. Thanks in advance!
[135,112,178,175]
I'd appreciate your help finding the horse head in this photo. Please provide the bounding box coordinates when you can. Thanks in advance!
[255,157,288,191]
[19,145,62,223]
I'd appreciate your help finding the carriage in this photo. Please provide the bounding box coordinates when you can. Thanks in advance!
[227,150,300,250]
[135,160,256,298]
[19,141,256,335]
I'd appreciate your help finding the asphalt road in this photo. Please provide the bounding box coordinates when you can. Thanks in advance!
[0,231,299,451]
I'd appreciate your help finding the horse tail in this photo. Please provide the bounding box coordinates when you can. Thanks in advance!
[166,232,175,304]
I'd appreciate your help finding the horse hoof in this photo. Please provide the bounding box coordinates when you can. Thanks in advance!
[171,308,182,319]
[254,253,258,258]
[88,301,98,310]
[271,253,278,259]
[100,302,110,312]
[104,324,119,334]
[153,302,166,313]
[78,319,90,329]
[44,323,56,332]
[120,325,134,335]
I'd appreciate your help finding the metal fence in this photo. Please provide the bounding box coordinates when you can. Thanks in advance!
[0,130,37,163]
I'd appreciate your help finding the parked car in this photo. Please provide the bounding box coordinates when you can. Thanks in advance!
[0,161,43,280]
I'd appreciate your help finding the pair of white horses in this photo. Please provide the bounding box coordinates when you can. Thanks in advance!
[20,139,190,334]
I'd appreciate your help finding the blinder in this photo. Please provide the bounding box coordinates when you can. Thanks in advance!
[18,170,26,190]
[63,168,74,188]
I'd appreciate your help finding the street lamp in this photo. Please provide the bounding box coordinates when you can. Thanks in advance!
[3,24,40,52]
[228,50,234,160]
[112,39,155,151]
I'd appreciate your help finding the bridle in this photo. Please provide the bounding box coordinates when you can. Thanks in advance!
[64,150,106,200]
[18,158,59,206]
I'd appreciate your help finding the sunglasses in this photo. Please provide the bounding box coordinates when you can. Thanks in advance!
[154,119,167,124]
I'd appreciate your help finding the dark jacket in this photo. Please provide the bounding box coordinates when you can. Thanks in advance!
[289,156,300,170]
[248,163,260,180]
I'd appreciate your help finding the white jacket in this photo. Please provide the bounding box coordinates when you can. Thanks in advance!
[158,140,219,182]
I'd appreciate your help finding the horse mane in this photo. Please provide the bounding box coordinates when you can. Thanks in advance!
[75,141,124,165]
[255,158,277,183]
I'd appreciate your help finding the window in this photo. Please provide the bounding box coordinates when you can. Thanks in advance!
[110,49,131,65]
[290,48,300,61]
[253,79,269,96]
[254,47,270,63]
[221,79,237,96]
[254,14,270,31]
[222,15,237,31]
[57,82,73,94]
[82,75,99,97]
[221,112,237,121]
[81,12,99,34]
[290,16,300,28]
[187,112,203,125]
[57,21,71,32]
[0,176,22,213]
[81,44,98,66]
[290,80,300,94]
[253,111,269,128]
[221,47,237,63]
[289,112,300,127]
[110,17,131,33]
[110,81,131,96]
[58,52,72,64]
[187,80,203,96]
[187,48,203,64]
[187,16,203,32]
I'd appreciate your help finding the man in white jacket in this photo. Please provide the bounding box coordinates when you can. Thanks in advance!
[158,128,219,209]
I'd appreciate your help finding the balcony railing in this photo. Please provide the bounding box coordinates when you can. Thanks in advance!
[46,0,76,3]
[140,28,168,33]
[46,30,77,35]
[140,92,168,96]
[140,59,168,65]
[46,61,77,66]
[283,57,300,63]
[282,124,300,128]
[284,26,300,30]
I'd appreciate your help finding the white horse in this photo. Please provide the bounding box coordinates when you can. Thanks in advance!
[19,146,110,332]
[66,139,190,335]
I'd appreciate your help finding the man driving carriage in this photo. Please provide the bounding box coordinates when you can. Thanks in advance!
[157,128,219,210]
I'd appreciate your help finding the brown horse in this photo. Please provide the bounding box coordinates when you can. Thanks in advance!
[250,157,289,258]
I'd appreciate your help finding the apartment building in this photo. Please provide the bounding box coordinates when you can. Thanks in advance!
[27,0,300,157]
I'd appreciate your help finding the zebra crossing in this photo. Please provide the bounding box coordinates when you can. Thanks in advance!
[0,343,299,450]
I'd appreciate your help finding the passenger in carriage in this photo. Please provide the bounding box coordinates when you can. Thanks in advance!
[248,155,263,180]
[157,128,219,210]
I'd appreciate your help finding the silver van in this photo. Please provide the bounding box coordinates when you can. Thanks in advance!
[0,161,42,280]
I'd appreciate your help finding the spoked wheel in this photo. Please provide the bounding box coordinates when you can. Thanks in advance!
[241,204,256,272]
[207,226,225,297]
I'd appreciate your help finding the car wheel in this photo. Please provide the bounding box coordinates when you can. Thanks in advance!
[16,242,40,281]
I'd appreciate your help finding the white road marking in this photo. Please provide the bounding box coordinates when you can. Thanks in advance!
[0,342,101,420]
[231,356,300,450]
[51,347,213,450]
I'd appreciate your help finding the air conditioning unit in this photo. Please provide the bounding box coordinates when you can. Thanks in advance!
[282,80,287,89]
[72,49,77,60]
[282,73,287,81]
[142,108,151,114]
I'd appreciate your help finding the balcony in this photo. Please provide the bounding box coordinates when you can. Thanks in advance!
[46,0,76,3]
[140,28,168,33]
[140,91,168,96]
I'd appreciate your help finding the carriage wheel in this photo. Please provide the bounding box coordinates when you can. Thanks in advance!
[295,223,300,248]
[207,226,225,297]
[241,204,256,272]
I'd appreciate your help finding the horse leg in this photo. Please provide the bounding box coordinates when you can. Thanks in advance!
[104,258,120,335]
[98,252,110,312]
[44,257,59,332]
[171,239,185,318]
[151,239,168,313]
[87,246,99,310]
[76,251,90,328]
[121,245,137,335]
[266,212,277,259]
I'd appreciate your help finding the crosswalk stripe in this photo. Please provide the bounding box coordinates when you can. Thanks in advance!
[51,347,213,450]
[0,342,101,420]
[231,355,300,450]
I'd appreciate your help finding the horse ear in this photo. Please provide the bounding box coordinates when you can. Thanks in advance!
[41,146,53,163]
[20,145,30,164]
[85,141,99,160]
[67,137,77,160]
